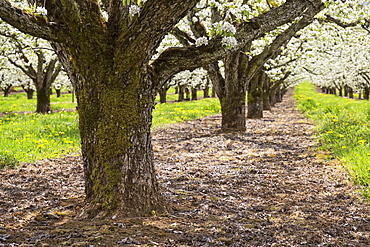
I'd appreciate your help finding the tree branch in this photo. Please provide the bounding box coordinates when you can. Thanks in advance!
[152,0,325,84]
[117,0,199,62]
[323,14,359,28]
[0,0,61,42]
[170,27,196,46]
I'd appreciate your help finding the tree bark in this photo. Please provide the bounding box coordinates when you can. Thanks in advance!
[191,87,197,101]
[56,89,61,97]
[263,76,272,111]
[203,79,210,98]
[36,86,51,113]
[2,85,11,97]
[364,87,369,100]
[247,71,264,119]
[22,86,35,99]
[158,81,169,103]
[177,85,185,101]
[220,50,248,131]
[79,71,165,218]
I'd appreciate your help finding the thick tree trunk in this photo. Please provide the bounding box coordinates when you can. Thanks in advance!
[74,66,166,218]
[36,87,51,113]
[247,71,264,119]
[344,86,349,97]
[51,35,168,218]
[349,87,354,99]
[220,92,246,132]
[219,51,248,131]
[3,90,9,97]
[338,86,343,97]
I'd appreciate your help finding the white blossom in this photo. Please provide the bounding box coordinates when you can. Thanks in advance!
[35,7,48,16]
[195,37,209,47]
[221,36,238,48]
[101,10,109,21]
[129,5,141,16]
[213,21,236,35]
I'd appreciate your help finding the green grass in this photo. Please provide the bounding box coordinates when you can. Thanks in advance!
[152,97,221,128]
[0,92,77,113]
[0,110,80,164]
[0,90,220,167]
[295,82,370,197]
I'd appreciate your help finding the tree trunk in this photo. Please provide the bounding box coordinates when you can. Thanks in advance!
[158,82,168,103]
[220,93,246,132]
[349,87,354,99]
[3,85,11,97]
[211,88,216,98]
[178,85,185,101]
[338,86,343,97]
[364,87,370,100]
[191,87,197,100]
[262,75,271,111]
[344,86,349,97]
[203,80,209,98]
[76,69,166,219]
[52,41,167,218]
[219,51,248,131]
[185,87,190,101]
[26,89,34,99]
[247,71,264,119]
[56,89,61,97]
[36,87,51,113]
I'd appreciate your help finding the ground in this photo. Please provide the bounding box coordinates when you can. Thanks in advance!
[0,90,369,246]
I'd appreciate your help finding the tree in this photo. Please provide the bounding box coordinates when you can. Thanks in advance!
[165,0,324,130]
[0,59,26,97]
[0,0,325,218]
[0,23,62,113]
[279,0,370,98]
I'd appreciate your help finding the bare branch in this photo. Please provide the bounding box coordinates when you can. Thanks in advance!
[323,14,359,28]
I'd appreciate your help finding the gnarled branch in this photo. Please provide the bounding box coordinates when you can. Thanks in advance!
[0,0,61,42]
[152,0,325,84]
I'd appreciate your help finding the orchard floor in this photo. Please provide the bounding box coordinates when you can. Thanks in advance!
[1,90,370,246]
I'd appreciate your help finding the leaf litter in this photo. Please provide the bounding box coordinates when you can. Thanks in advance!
[0,89,369,246]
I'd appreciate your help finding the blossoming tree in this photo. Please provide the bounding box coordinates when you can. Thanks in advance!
[0,21,62,113]
[0,0,326,218]
[284,0,370,98]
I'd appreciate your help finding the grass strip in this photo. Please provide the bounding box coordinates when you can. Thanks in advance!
[295,82,370,198]
[0,94,220,166]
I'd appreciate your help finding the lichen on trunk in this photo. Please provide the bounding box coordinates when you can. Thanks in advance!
[69,53,167,218]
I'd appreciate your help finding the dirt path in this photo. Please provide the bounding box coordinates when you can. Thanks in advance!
[0,89,369,246]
